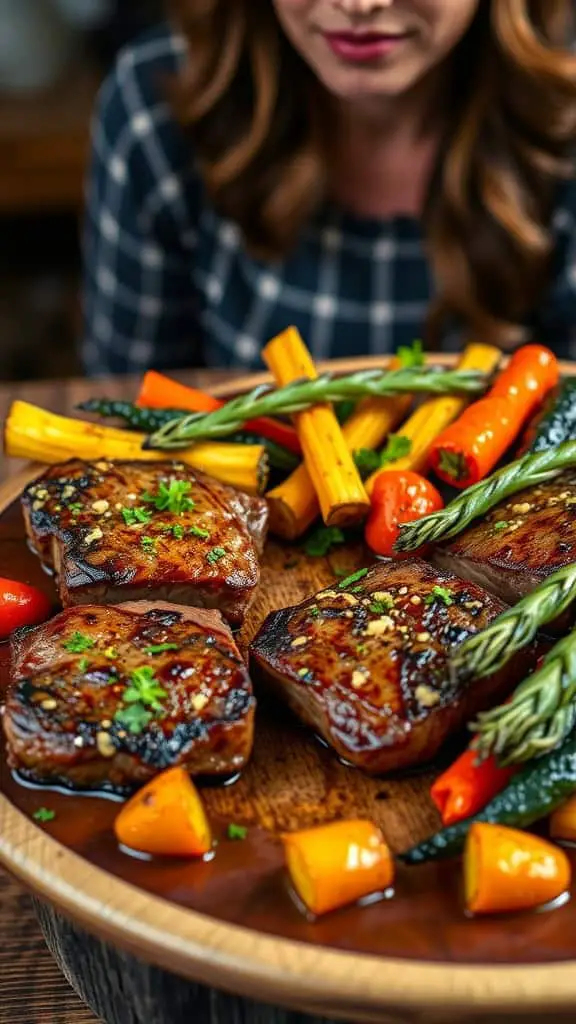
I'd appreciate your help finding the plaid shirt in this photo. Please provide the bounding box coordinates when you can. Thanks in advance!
[83,25,576,376]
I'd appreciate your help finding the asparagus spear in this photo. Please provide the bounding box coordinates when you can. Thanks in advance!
[395,439,576,552]
[451,562,576,682]
[144,367,487,450]
[471,626,576,764]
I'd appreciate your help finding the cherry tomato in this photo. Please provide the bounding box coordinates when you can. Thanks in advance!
[0,577,52,640]
[365,470,444,558]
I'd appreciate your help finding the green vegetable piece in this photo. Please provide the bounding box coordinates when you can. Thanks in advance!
[353,448,382,476]
[122,666,167,712]
[115,703,154,735]
[63,632,94,653]
[369,598,393,614]
[140,535,156,552]
[122,506,152,526]
[144,643,179,655]
[380,434,412,466]
[303,525,345,557]
[396,339,424,368]
[400,733,576,864]
[142,478,195,515]
[437,448,467,481]
[493,520,509,531]
[207,546,226,564]
[189,525,210,539]
[424,586,453,607]
[337,568,369,590]
[78,657,90,673]
[227,823,248,840]
[33,807,56,823]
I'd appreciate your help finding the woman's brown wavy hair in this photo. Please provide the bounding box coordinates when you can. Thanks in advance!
[168,0,576,347]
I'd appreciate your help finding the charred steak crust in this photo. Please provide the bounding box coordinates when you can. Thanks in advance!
[5,601,255,792]
[249,560,538,774]
[22,460,268,624]
[434,470,576,613]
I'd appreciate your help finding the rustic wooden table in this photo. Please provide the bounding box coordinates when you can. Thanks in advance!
[0,370,231,1024]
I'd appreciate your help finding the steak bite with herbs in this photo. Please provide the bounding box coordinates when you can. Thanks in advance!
[5,601,255,792]
[249,560,537,775]
[22,459,268,625]
[434,471,576,614]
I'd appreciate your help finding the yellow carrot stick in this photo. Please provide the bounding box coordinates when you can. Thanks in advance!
[263,327,370,529]
[364,343,501,493]
[4,400,267,495]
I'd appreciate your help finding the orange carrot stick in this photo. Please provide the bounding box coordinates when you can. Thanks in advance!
[136,370,301,454]
[549,794,576,842]
[114,766,212,857]
[431,748,516,826]
[430,345,559,488]
[281,819,394,916]
[464,822,571,915]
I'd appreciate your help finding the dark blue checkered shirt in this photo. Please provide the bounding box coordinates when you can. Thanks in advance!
[83,25,576,375]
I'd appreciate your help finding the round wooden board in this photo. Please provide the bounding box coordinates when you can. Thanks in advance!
[3,357,576,1021]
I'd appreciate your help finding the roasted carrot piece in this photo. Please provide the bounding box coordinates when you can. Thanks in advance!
[281,819,394,916]
[363,342,501,493]
[464,822,571,915]
[263,327,370,528]
[136,370,301,454]
[114,766,212,857]
[549,794,576,842]
[431,345,559,488]
[431,749,516,827]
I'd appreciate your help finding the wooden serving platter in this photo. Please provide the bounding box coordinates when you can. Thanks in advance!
[3,360,576,1021]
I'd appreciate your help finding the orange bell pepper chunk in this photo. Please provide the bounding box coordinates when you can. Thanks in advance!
[464,822,571,915]
[114,766,212,858]
[282,819,394,916]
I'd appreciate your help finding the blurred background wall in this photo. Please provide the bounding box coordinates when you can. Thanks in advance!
[0,0,162,382]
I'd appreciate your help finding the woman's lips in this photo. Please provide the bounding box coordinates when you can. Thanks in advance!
[322,31,409,63]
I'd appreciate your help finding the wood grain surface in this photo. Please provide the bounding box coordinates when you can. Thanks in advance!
[0,369,232,1024]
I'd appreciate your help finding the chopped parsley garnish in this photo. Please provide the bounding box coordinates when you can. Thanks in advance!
[424,585,454,607]
[63,632,95,653]
[189,525,211,540]
[369,598,393,614]
[207,546,226,564]
[78,657,90,673]
[437,448,468,481]
[144,643,179,655]
[309,605,320,618]
[303,525,345,557]
[338,568,369,590]
[122,506,152,526]
[381,434,412,466]
[114,666,168,735]
[123,666,167,711]
[33,807,55,823]
[115,704,154,735]
[353,448,383,477]
[227,823,248,840]
[494,520,510,531]
[172,524,184,540]
[69,503,83,514]
[142,478,195,515]
[141,535,156,553]
[397,339,424,368]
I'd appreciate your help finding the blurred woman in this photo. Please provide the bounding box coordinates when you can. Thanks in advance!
[83,1,576,374]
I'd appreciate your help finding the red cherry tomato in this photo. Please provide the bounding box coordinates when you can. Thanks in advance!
[365,470,444,558]
[0,578,52,640]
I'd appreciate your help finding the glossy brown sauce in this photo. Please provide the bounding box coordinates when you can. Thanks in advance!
[2,499,576,965]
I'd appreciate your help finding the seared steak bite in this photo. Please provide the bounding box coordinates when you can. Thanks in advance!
[434,471,576,615]
[22,459,268,625]
[249,560,537,774]
[4,601,255,792]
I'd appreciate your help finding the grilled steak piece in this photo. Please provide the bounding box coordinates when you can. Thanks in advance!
[249,560,537,774]
[4,601,255,792]
[434,470,576,618]
[22,459,268,625]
